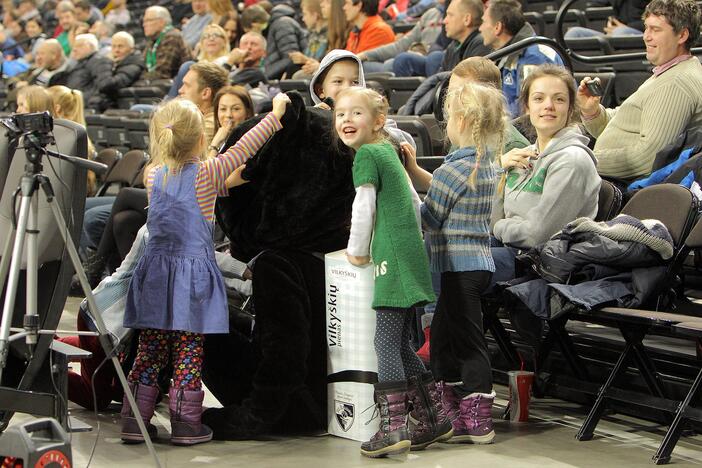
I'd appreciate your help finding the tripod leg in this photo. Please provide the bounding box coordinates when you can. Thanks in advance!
[41,181,162,468]
[25,196,39,353]
[0,194,33,382]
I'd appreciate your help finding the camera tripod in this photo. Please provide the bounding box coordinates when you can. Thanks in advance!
[0,130,162,467]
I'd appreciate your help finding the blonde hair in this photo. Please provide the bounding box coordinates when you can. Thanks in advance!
[147,98,205,181]
[47,85,95,157]
[208,0,235,17]
[444,82,507,190]
[197,23,230,62]
[17,85,53,113]
[333,87,389,145]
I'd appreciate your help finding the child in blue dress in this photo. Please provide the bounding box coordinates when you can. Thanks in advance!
[120,93,290,446]
[403,82,507,444]
[339,87,449,458]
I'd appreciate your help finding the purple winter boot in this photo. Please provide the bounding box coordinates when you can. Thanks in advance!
[407,373,454,450]
[169,388,213,446]
[438,382,462,433]
[451,391,496,444]
[120,383,159,444]
[360,380,411,458]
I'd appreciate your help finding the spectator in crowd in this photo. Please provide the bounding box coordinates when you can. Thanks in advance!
[289,0,328,78]
[257,3,307,80]
[54,1,78,56]
[566,0,647,38]
[208,0,236,27]
[240,3,269,34]
[74,0,103,26]
[359,0,444,73]
[3,10,26,44]
[13,39,70,87]
[397,0,436,21]
[63,33,112,105]
[479,0,564,117]
[182,0,212,49]
[16,84,53,113]
[343,0,395,54]
[104,0,130,27]
[223,30,267,87]
[394,0,489,78]
[141,6,191,80]
[208,85,255,157]
[0,24,25,59]
[92,31,144,110]
[21,16,46,63]
[221,14,240,48]
[89,20,114,56]
[16,0,40,23]
[490,64,600,288]
[297,0,349,79]
[577,0,702,182]
[178,61,228,144]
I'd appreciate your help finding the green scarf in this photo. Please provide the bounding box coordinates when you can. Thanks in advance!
[145,25,173,72]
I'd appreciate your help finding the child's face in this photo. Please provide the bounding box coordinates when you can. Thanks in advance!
[319,60,360,102]
[334,95,383,150]
[302,5,319,29]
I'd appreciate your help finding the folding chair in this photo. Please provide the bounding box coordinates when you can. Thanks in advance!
[93,148,122,185]
[390,116,433,157]
[96,150,149,196]
[594,179,622,222]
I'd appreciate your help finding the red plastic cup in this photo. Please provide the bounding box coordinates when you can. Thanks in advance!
[508,370,534,422]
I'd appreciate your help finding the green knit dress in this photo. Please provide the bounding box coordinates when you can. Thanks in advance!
[352,142,435,309]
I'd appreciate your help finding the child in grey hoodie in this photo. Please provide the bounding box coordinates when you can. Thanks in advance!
[491,64,601,284]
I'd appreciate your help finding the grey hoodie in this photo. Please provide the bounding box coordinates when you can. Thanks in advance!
[309,49,416,150]
[491,126,601,249]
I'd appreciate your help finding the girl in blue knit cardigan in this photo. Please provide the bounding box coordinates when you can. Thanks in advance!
[404,81,507,445]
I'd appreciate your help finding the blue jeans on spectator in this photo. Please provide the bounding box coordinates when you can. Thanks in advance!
[393,50,444,77]
[565,25,643,39]
[487,237,520,292]
[81,196,116,254]
[363,59,395,74]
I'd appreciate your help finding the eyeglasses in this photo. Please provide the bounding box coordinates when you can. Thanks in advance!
[202,32,225,40]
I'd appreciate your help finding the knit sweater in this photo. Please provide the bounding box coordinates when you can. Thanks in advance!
[585,57,702,179]
[421,147,496,273]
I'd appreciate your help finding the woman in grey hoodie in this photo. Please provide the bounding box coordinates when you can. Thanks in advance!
[491,64,601,285]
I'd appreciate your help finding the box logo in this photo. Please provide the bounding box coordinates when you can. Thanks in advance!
[335,400,355,432]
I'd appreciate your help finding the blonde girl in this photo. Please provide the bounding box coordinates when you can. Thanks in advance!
[338,87,443,458]
[196,23,230,65]
[120,93,290,447]
[403,82,507,445]
[16,85,53,114]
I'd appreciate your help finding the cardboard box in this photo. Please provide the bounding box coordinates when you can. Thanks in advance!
[325,250,379,442]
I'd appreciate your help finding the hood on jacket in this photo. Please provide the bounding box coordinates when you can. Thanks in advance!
[270,4,296,22]
[309,49,365,105]
[511,126,595,190]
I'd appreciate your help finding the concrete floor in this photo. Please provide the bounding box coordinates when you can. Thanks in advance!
[4,297,702,467]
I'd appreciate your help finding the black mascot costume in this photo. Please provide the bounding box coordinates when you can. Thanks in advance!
[202,92,356,439]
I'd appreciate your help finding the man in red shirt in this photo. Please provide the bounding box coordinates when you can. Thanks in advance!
[344,0,395,54]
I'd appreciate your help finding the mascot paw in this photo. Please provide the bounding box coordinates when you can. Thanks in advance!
[202,405,269,441]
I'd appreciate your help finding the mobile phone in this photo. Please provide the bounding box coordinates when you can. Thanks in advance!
[585,78,603,97]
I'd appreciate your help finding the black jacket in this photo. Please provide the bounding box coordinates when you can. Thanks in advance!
[263,5,308,80]
[440,29,491,72]
[64,52,113,105]
[92,52,145,111]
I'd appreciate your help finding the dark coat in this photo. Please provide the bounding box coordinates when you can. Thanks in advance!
[91,52,145,111]
[64,52,113,105]
[216,91,355,262]
[263,5,308,80]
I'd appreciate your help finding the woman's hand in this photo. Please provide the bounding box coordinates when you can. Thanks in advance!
[271,92,292,120]
[288,51,308,65]
[500,148,538,171]
[211,120,234,149]
[576,77,602,117]
[225,164,249,188]
[346,253,371,266]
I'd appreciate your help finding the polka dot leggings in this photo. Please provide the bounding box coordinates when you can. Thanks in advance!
[128,329,204,391]
[375,308,427,382]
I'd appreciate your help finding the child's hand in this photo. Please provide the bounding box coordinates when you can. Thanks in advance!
[346,252,371,266]
[225,164,249,188]
[302,59,320,75]
[400,142,417,170]
[271,92,291,120]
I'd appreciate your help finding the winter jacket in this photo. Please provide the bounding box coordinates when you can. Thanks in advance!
[497,23,564,117]
[346,15,395,54]
[363,7,443,63]
[441,29,491,72]
[92,52,145,111]
[492,126,600,249]
[64,52,113,105]
[264,5,308,80]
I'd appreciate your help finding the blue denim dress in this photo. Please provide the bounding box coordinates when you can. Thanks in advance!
[124,164,228,334]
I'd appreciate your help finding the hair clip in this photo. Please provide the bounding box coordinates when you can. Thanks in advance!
[165,124,173,129]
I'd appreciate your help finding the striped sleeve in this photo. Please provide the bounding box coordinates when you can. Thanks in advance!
[202,113,283,196]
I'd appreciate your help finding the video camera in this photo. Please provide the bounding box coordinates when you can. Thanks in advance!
[0,111,53,136]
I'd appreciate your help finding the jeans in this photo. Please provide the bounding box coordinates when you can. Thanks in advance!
[430,270,493,395]
[565,25,643,39]
[362,59,395,74]
[488,237,520,291]
[392,50,444,77]
[81,196,116,252]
